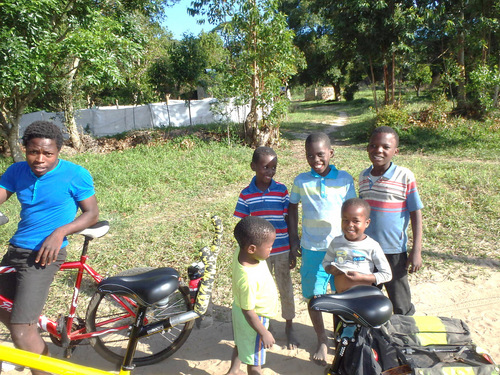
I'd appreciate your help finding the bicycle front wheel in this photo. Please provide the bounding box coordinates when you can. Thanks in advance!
[85,267,194,367]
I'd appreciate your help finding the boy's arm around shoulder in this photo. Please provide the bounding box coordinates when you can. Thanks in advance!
[407,209,423,273]
[241,309,275,349]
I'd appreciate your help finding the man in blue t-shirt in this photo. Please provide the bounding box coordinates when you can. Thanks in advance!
[0,121,98,374]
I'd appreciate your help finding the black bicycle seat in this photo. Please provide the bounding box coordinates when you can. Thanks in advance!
[309,285,393,327]
[97,267,180,307]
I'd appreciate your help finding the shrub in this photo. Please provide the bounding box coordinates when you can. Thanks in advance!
[468,65,500,116]
[375,104,410,131]
[343,83,359,101]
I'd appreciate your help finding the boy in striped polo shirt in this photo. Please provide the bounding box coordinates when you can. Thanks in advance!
[359,126,424,316]
[234,146,299,349]
[288,132,356,366]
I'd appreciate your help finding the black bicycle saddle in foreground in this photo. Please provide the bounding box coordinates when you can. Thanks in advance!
[309,285,393,328]
[97,267,180,307]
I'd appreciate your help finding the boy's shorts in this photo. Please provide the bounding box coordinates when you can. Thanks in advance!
[300,248,335,299]
[0,244,66,324]
[232,303,270,366]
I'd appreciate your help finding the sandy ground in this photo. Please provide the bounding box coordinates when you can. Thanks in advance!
[1,266,499,375]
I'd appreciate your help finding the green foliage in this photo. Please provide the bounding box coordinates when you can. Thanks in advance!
[148,32,224,100]
[370,91,499,158]
[440,58,462,102]
[343,83,359,101]
[0,0,172,160]
[191,0,304,146]
[375,104,410,130]
[468,65,500,114]
[408,64,432,96]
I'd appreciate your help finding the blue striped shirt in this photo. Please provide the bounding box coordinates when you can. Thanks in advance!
[234,177,290,255]
[290,166,356,251]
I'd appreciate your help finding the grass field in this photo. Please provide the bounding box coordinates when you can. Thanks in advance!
[0,91,498,319]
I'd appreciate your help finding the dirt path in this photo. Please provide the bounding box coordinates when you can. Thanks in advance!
[288,111,348,140]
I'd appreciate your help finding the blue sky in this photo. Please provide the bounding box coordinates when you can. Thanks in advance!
[162,0,209,40]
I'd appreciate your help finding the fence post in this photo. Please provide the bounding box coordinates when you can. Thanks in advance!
[165,94,171,127]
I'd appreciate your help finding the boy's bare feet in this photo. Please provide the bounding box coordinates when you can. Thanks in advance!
[285,320,300,350]
[226,369,246,375]
[312,335,328,366]
[309,309,329,366]
[226,347,245,375]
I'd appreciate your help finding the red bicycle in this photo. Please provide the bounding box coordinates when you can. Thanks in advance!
[0,217,221,367]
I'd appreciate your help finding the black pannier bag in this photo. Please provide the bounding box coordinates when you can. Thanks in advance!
[340,315,499,375]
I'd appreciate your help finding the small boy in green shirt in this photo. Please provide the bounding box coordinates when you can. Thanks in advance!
[227,216,278,375]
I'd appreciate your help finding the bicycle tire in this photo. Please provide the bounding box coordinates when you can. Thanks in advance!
[85,267,194,367]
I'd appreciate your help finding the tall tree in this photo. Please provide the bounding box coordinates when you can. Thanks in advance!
[148,32,218,98]
[0,0,174,161]
[189,0,303,147]
[416,0,499,113]
[281,0,348,101]
[311,0,420,107]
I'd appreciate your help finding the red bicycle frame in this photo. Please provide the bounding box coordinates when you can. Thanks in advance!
[0,221,134,345]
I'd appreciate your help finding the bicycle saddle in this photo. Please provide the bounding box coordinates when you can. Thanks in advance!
[76,221,110,239]
[97,267,180,307]
[309,285,393,328]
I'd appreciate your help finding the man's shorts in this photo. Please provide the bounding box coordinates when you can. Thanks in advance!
[0,245,66,324]
[232,303,270,366]
[300,248,335,299]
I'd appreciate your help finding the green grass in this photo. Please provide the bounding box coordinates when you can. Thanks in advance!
[0,89,498,320]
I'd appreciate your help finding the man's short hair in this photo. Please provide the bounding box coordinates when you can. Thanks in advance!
[342,198,371,218]
[305,132,331,148]
[252,146,277,164]
[22,121,64,150]
[371,126,399,146]
[234,216,275,251]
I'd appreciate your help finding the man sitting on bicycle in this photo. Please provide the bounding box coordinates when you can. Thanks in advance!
[0,121,98,375]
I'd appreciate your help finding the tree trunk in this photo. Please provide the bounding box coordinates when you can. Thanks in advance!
[383,64,390,105]
[244,6,273,148]
[333,83,341,101]
[244,98,258,145]
[456,5,467,110]
[391,52,396,104]
[494,53,500,108]
[64,102,82,152]
[369,56,379,112]
[64,57,82,151]
[7,117,24,162]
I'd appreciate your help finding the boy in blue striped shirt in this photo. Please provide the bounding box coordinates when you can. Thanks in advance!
[234,146,299,349]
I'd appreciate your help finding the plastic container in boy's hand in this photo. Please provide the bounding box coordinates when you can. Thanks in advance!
[0,212,8,226]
